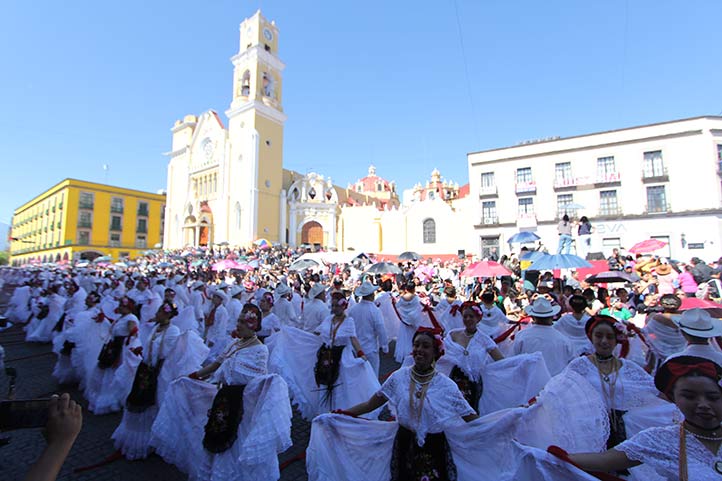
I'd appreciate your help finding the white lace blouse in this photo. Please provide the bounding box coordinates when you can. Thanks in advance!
[316,315,357,347]
[211,342,268,385]
[562,356,659,411]
[617,424,722,480]
[441,329,497,381]
[379,367,475,446]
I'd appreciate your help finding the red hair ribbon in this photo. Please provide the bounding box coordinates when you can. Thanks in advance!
[547,446,626,481]
[662,361,719,396]
[421,303,443,332]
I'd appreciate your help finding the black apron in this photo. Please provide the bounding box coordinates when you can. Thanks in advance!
[126,360,164,413]
[390,425,457,481]
[449,365,482,415]
[97,336,125,369]
[202,384,246,453]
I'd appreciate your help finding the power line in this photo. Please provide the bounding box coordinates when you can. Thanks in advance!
[451,0,481,148]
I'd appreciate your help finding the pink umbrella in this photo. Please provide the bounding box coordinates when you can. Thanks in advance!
[679,297,722,318]
[461,261,511,278]
[628,239,667,254]
[212,259,240,271]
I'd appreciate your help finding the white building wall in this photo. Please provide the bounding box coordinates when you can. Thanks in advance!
[468,116,722,261]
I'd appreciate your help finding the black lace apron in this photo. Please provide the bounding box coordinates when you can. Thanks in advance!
[449,366,482,415]
[390,425,457,481]
[52,313,66,332]
[126,360,164,413]
[203,384,246,453]
[36,305,49,320]
[60,340,76,356]
[607,409,629,475]
[97,336,125,369]
[314,345,344,405]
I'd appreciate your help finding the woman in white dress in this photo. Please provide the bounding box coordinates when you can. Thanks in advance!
[84,296,141,414]
[51,291,102,384]
[566,355,722,480]
[269,295,381,420]
[327,328,478,480]
[438,303,504,413]
[112,300,208,460]
[150,302,292,481]
[25,284,65,343]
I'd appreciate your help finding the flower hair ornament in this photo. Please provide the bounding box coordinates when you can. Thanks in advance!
[262,292,274,306]
[460,301,483,318]
[334,298,348,309]
[413,327,445,358]
[161,301,178,317]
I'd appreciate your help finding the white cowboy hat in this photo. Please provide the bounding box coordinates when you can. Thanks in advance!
[228,285,244,298]
[673,308,722,338]
[211,289,228,303]
[524,297,561,318]
[354,281,377,298]
[190,280,205,290]
[274,283,292,298]
[308,283,326,300]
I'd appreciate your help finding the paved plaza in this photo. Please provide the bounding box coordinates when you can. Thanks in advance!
[0,286,399,481]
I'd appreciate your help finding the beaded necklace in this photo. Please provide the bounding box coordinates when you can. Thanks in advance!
[409,368,436,424]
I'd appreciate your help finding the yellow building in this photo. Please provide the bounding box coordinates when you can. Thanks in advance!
[9,179,166,265]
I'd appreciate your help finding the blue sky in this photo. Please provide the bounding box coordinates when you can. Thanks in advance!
[1,0,720,227]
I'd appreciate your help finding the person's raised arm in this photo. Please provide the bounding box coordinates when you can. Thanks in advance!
[568,449,639,473]
[340,392,387,417]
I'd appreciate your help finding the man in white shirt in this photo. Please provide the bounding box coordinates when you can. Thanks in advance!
[512,297,574,375]
[272,283,300,327]
[226,285,244,333]
[302,283,328,332]
[667,308,722,367]
[348,282,388,376]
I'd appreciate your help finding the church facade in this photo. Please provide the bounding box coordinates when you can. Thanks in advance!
[164,11,474,256]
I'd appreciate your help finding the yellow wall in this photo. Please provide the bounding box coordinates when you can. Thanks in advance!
[255,115,284,242]
[10,179,166,265]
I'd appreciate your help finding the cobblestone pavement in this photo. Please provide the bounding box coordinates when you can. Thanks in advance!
[0,286,400,481]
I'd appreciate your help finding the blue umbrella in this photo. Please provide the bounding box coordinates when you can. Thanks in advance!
[519,250,545,262]
[508,231,541,244]
[528,254,592,271]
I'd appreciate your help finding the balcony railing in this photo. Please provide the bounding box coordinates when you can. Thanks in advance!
[78,237,90,246]
[78,201,94,210]
[136,225,147,234]
[479,185,498,197]
[553,176,577,189]
[110,224,123,232]
[77,221,92,228]
[598,207,623,217]
[642,167,669,182]
[481,216,499,225]
[596,171,621,184]
[644,203,671,214]
[137,208,149,217]
[515,180,536,194]
[110,206,124,214]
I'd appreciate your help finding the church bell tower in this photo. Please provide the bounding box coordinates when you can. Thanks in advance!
[226,10,286,244]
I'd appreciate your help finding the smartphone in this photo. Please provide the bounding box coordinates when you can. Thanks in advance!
[0,399,50,430]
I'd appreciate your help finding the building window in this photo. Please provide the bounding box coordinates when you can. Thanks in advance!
[554,162,572,184]
[110,233,121,247]
[481,172,495,188]
[597,156,616,176]
[518,197,534,215]
[135,235,147,248]
[79,192,94,210]
[110,197,124,214]
[356,184,362,192]
[78,231,90,245]
[557,194,574,217]
[646,185,668,213]
[78,211,92,228]
[643,151,665,178]
[481,237,500,261]
[599,190,619,216]
[377,183,382,192]
[110,215,122,231]
[516,167,532,183]
[422,218,436,244]
[137,218,148,234]
[241,70,251,97]
[602,237,621,253]
[482,201,497,224]
[717,144,722,172]
[235,202,242,230]
[137,201,149,217]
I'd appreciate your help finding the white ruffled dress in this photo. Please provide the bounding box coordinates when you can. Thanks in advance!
[84,313,141,414]
[150,342,292,481]
[269,323,381,420]
[307,369,607,481]
[111,322,211,460]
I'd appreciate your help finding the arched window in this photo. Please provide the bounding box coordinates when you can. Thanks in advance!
[235,202,242,230]
[241,70,250,97]
[423,218,436,244]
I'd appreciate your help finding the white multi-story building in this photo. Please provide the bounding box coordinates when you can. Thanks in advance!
[467,116,722,262]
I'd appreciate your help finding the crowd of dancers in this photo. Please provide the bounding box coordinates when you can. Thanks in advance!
[2,246,722,480]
